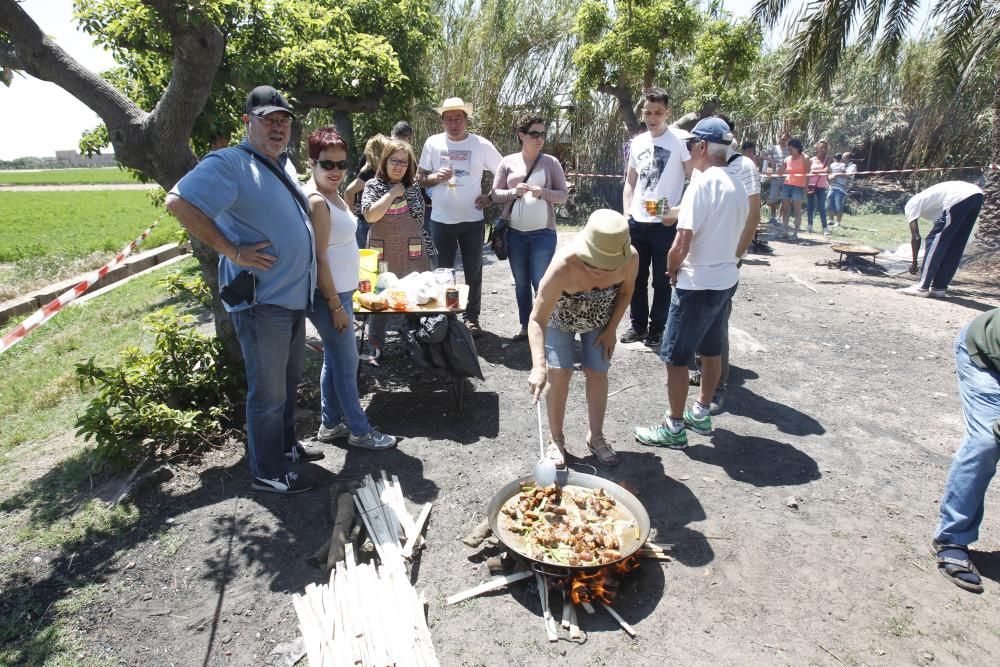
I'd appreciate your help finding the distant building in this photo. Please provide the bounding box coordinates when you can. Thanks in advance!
[54,150,117,167]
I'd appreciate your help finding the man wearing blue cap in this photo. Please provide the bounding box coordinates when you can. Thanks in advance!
[634,117,749,448]
[166,85,321,494]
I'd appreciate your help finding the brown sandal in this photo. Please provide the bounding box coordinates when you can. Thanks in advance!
[546,438,567,468]
[587,436,618,466]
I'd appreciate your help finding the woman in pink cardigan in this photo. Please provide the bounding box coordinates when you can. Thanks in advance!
[490,113,569,341]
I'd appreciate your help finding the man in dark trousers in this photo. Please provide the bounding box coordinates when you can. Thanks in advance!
[900,180,983,298]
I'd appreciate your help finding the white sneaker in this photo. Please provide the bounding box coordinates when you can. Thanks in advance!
[348,429,398,450]
[899,285,930,297]
[928,288,949,298]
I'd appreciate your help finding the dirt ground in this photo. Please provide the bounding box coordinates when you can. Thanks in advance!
[12,229,1000,666]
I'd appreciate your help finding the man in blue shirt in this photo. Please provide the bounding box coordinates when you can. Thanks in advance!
[166,86,320,494]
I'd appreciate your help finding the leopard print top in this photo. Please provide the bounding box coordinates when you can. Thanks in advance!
[549,282,623,333]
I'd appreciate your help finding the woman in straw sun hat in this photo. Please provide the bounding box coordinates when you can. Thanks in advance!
[527,209,638,467]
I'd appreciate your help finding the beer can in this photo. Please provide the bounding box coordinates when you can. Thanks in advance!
[446,287,459,309]
[657,197,670,216]
[359,280,372,293]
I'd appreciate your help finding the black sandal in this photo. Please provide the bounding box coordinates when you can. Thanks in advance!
[931,541,983,593]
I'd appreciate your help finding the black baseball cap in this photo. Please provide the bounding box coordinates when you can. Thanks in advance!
[245,85,295,118]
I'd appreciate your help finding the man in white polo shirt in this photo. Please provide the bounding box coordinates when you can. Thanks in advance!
[417,97,502,336]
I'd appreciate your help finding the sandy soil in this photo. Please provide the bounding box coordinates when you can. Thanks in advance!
[15,230,1000,666]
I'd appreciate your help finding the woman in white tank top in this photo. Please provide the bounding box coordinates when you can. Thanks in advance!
[305,126,396,451]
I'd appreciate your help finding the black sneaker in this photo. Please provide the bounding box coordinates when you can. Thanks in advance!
[644,331,662,347]
[252,471,314,494]
[285,442,325,463]
[620,328,646,344]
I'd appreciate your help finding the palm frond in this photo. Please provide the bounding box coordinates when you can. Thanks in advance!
[873,0,923,66]
[751,0,793,28]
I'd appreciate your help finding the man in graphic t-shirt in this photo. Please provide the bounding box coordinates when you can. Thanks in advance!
[620,87,692,348]
[417,97,502,336]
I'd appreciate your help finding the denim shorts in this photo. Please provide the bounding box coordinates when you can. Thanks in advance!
[660,285,737,366]
[781,184,804,202]
[545,325,610,373]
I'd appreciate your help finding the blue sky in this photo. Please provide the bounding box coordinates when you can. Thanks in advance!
[2,0,938,161]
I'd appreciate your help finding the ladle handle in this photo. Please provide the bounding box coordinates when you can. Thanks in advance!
[536,401,545,459]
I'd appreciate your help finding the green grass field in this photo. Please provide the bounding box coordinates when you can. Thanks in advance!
[0,190,179,300]
[0,167,138,185]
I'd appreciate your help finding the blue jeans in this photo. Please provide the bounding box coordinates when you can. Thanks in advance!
[935,327,1000,546]
[628,219,676,334]
[307,290,372,437]
[660,285,737,367]
[231,304,305,479]
[545,325,611,373]
[828,188,846,215]
[508,228,557,328]
[355,215,370,249]
[807,186,827,229]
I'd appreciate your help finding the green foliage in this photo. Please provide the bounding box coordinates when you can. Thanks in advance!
[571,0,701,98]
[73,0,439,158]
[686,18,761,115]
[0,191,175,262]
[74,308,243,470]
[159,270,211,308]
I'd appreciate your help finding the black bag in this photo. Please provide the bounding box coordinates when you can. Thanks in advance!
[404,314,451,369]
[442,317,484,380]
[490,154,543,261]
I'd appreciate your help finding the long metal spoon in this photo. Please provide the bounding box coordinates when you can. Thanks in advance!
[532,400,557,487]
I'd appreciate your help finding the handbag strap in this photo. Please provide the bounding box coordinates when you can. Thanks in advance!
[508,153,545,220]
[237,145,310,218]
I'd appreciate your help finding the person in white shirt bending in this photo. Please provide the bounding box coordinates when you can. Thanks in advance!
[900,180,984,298]
[417,97,502,336]
[633,117,749,449]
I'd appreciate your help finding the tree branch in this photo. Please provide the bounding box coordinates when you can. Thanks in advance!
[294,86,387,113]
[141,0,225,147]
[0,0,140,128]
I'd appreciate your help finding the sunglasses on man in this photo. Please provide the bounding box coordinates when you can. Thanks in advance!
[521,130,546,139]
[317,159,350,171]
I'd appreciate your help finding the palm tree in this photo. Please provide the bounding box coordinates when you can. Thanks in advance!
[752,0,1000,247]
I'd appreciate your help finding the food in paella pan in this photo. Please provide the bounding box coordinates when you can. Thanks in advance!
[498,484,641,566]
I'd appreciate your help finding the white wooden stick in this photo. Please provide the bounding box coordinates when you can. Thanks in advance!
[568,602,581,639]
[581,600,596,615]
[403,502,433,558]
[600,602,637,637]
[560,589,570,629]
[446,570,532,605]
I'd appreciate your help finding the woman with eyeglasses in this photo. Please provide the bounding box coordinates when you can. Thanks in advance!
[526,210,638,467]
[491,114,569,341]
[361,139,434,357]
[305,126,397,451]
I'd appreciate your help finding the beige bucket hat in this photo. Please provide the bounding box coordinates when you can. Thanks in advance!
[436,97,475,117]
[573,209,633,270]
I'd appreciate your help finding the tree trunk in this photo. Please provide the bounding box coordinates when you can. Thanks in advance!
[976,85,1000,248]
[333,111,356,159]
[598,83,639,134]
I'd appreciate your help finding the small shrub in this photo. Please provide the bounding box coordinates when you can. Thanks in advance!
[160,270,211,308]
[74,308,244,470]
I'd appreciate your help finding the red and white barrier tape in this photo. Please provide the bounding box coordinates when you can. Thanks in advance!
[565,164,1000,180]
[0,215,164,355]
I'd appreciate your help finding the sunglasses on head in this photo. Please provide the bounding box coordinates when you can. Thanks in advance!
[522,130,546,139]
[317,159,349,171]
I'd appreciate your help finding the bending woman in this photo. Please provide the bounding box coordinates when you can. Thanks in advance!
[527,210,637,467]
[305,126,396,451]
[490,113,568,341]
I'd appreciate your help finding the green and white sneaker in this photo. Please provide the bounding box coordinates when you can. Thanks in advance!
[683,407,713,435]
[634,422,688,448]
